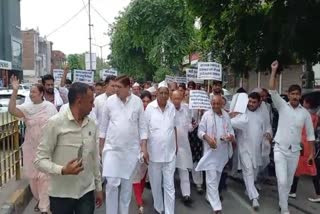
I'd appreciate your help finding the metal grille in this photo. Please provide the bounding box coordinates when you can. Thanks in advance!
[0,112,22,187]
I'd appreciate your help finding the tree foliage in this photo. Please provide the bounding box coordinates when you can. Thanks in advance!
[67,53,109,81]
[109,0,196,81]
[187,0,320,79]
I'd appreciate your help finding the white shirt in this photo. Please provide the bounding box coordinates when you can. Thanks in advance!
[175,103,193,170]
[197,109,234,172]
[94,93,108,126]
[145,100,178,163]
[269,90,315,152]
[99,94,147,179]
[231,108,270,168]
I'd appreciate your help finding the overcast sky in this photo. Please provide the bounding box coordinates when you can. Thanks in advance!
[21,0,131,59]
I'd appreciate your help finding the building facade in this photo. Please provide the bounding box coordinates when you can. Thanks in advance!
[22,29,53,83]
[52,50,66,70]
[0,0,22,87]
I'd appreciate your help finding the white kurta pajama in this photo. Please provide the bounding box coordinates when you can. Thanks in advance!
[258,101,273,170]
[145,100,178,214]
[269,90,315,213]
[94,93,108,127]
[99,94,147,214]
[175,103,193,197]
[196,109,234,211]
[231,108,271,201]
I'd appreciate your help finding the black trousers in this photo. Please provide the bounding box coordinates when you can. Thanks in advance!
[290,158,320,195]
[50,191,95,214]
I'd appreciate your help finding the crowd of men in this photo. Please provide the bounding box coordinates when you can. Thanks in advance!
[8,61,320,214]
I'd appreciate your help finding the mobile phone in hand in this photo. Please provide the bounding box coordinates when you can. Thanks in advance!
[78,145,83,160]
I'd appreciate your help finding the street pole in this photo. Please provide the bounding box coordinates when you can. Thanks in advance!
[88,0,93,73]
[100,46,103,68]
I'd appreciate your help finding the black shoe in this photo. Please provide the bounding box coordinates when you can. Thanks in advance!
[182,196,192,206]
[145,182,151,189]
[196,185,204,195]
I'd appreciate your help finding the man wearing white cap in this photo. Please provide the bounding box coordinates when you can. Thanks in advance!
[132,82,141,96]
[146,86,157,100]
[143,80,178,214]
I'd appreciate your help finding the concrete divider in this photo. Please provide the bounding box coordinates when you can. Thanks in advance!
[0,180,32,214]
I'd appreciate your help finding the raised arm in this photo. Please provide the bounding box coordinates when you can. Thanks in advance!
[60,65,68,88]
[8,76,24,118]
[269,60,278,91]
[268,61,286,110]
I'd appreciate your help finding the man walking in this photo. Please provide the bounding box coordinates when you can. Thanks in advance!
[34,82,103,214]
[144,81,178,214]
[230,92,272,209]
[171,90,194,205]
[99,75,147,214]
[197,95,235,214]
[269,60,315,214]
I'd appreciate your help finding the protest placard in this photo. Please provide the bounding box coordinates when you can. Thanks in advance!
[186,68,204,84]
[189,90,211,110]
[230,93,248,113]
[165,75,176,83]
[186,68,197,79]
[100,69,118,80]
[197,62,222,81]
[53,69,72,85]
[175,76,187,84]
[73,70,94,84]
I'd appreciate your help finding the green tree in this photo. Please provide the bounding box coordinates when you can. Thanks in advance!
[109,0,196,81]
[67,54,85,70]
[187,0,320,87]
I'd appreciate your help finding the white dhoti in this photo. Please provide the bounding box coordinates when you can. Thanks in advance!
[240,152,259,200]
[148,158,176,214]
[274,146,300,212]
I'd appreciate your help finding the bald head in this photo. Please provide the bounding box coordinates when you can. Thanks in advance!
[211,95,223,114]
[171,90,183,109]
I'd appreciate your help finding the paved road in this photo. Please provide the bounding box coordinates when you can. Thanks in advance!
[23,176,319,214]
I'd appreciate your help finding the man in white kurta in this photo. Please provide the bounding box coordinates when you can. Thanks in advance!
[230,92,272,209]
[99,76,147,214]
[171,91,194,204]
[144,81,178,214]
[269,61,315,214]
[94,75,116,127]
[197,95,235,214]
